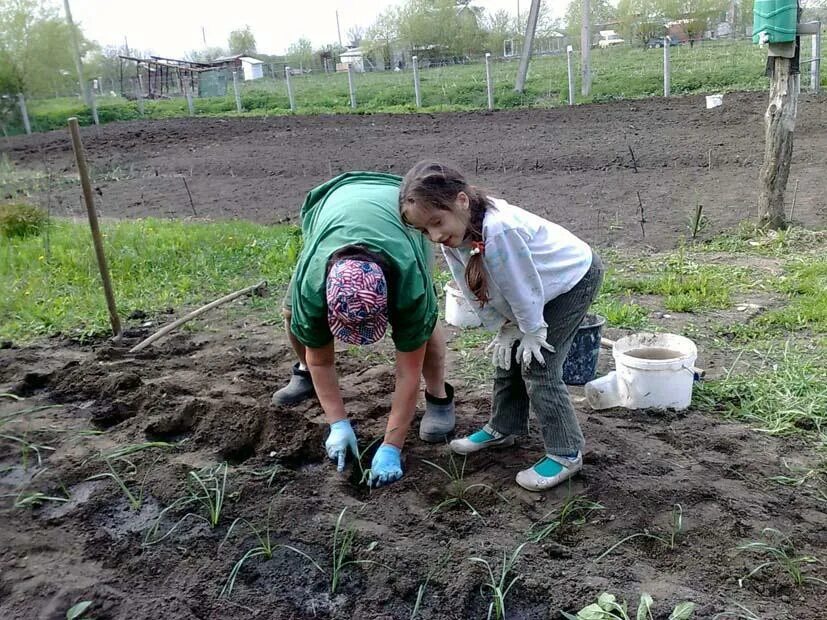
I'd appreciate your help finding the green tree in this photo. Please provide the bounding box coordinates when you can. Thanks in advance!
[398,0,486,59]
[186,47,227,63]
[738,0,754,36]
[228,25,256,55]
[616,0,666,47]
[287,37,313,71]
[363,4,402,69]
[484,8,515,56]
[0,0,94,97]
[565,0,618,47]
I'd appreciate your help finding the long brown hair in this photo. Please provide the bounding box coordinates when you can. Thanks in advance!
[399,161,492,304]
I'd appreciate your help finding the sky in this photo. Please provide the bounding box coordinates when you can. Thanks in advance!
[68,0,567,58]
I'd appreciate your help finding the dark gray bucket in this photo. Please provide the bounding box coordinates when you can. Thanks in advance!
[563,314,606,385]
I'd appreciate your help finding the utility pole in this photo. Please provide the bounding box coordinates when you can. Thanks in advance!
[336,10,343,48]
[514,0,540,93]
[64,0,90,106]
[202,27,207,47]
[581,0,592,97]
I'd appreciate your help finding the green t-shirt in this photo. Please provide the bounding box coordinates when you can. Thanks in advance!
[290,172,437,352]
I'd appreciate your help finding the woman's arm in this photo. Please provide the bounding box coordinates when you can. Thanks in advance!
[305,341,346,424]
[383,342,428,448]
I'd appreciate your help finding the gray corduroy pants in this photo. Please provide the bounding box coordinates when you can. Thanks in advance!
[484,252,604,455]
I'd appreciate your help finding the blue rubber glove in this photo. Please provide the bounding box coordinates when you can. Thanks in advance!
[325,419,358,472]
[368,443,403,488]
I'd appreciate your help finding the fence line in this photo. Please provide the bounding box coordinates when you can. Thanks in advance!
[9,34,824,134]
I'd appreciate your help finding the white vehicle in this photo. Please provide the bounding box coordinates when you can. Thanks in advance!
[597,30,625,48]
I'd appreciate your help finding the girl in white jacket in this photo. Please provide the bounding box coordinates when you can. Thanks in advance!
[399,161,604,491]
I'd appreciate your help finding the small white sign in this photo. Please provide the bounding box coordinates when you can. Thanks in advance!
[567,45,573,53]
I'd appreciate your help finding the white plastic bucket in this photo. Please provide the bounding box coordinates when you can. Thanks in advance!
[706,94,723,109]
[585,332,698,411]
[444,282,481,328]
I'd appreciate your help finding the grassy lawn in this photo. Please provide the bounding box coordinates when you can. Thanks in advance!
[12,40,776,134]
[1,218,300,341]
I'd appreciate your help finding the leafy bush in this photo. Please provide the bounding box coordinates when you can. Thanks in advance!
[0,202,48,238]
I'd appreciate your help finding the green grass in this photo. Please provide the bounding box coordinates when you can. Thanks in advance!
[0,218,301,343]
[760,258,827,333]
[694,343,827,441]
[616,249,746,312]
[593,296,649,329]
[9,40,770,134]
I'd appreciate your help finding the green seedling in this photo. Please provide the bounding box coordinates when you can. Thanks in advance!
[240,463,285,488]
[688,203,709,240]
[144,462,228,545]
[737,527,827,588]
[421,452,509,524]
[410,552,450,619]
[356,435,385,487]
[711,601,762,620]
[219,495,285,599]
[469,541,529,620]
[66,600,93,620]
[86,455,160,511]
[769,459,826,502]
[0,431,56,469]
[561,591,695,620]
[526,493,604,543]
[280,506,388,594]
[596,504,683,561]
[0,393,23,400]
[0,404,63,426]
[101,441,174,460]
[6,489,69,509]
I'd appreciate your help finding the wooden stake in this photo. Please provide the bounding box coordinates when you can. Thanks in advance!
[129,281,266,353]
[789,178,800,222]
[182,176,197,217]
[68,117,121,337]
[627,144,638,173]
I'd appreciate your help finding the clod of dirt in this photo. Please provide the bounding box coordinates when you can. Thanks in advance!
[9,370,52,396]
[144,398,204,441]
[91,398,140,429]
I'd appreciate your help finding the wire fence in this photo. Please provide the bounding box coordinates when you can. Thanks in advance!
[7,33,824,136]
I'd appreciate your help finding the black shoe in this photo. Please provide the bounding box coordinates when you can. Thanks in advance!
[271,364,315,406]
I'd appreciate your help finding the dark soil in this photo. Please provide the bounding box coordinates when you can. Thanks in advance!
[3,92,826,249]
[2,96,826,619]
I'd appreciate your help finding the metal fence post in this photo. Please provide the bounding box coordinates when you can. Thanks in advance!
[90,83,100,126]
[17,93,31,134]
[184,82,195,116]
[566,45,575,106]
[664,37,671,97]
[232,70,242,112]
[812,23,822,94]
[285,66,296,111]
[412,55,422,107]
[135,83,144,115]
[485,52,494,110]
[347,62,357,109]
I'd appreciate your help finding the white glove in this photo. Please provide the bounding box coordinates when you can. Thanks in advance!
[516,328,555,368]
[485,323,522,371]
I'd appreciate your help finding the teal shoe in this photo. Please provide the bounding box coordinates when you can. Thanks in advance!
[449,427,516,455]
[516,452,582,491]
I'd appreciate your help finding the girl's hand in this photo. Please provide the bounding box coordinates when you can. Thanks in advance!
[486,323,523,370]
[516,328,555,368]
